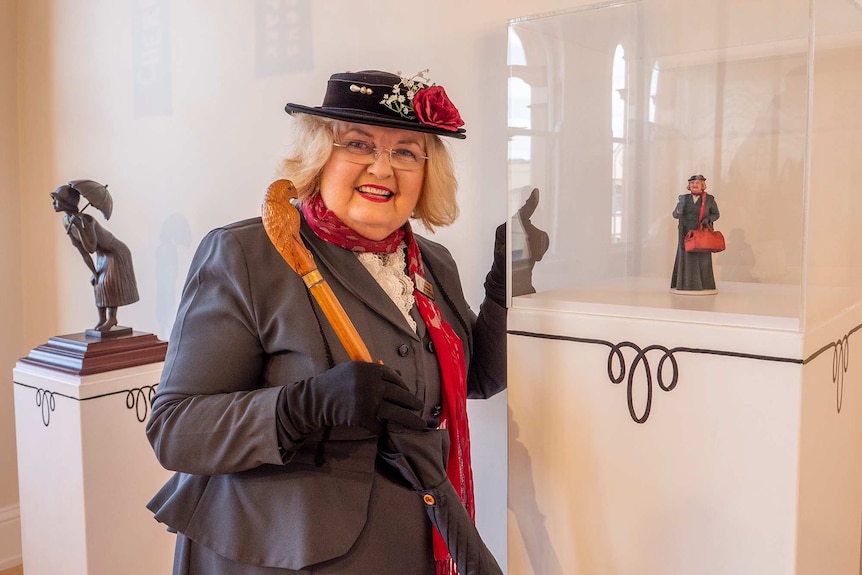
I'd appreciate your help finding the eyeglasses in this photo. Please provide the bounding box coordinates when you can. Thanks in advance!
[332,140,429,171]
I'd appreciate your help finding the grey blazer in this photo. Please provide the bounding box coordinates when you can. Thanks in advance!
[673,192,720,232]
[146,215,506,571]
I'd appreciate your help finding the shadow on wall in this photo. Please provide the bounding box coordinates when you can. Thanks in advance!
[508,405,564,575]
[722,61,807,286]
[720,227,757,282]
[156,213,192,340]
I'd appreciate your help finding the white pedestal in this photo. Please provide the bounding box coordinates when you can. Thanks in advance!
[13,336,174,575]
[507,282,862,575]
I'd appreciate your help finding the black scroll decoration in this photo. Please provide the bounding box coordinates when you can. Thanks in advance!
[126,386,158,423]
[801,323,861,413]
[605,341,678,423]
[15,382,159,428]
[509,322,861,424]
[35,389,57,427]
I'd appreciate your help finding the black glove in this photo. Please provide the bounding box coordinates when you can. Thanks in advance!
[484,187,550,306]
[276,361,426,445]
[483,222,507,307]
[518,188,550,266]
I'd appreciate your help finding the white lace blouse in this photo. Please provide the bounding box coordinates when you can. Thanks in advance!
[355,243,417,332]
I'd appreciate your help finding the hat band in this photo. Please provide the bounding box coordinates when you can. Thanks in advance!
[321,78,403,121]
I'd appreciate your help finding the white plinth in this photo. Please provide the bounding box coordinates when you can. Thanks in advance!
[13,360,175,575]
[507,282,862,575]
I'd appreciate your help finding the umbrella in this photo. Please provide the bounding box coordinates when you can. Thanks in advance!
[261,179,502,575]
[69,179,113,220]
[261,179,372,362]
[379,427,503,575]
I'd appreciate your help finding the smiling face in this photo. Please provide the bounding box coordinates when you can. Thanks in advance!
[318,123,426,241]
[688,179,705,193]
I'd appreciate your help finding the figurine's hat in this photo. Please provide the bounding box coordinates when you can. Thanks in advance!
[688,174,706,181]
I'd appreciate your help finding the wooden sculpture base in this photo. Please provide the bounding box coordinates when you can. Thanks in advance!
[19,330,168,376]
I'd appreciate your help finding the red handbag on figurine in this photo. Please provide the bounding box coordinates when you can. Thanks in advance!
[684,194,725,253]
[685,226,725,253]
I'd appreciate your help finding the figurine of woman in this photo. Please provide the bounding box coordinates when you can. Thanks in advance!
[51,181,140,332]
[670,174,720,294]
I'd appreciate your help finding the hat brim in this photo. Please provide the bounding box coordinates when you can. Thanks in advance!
[285,103,467,139]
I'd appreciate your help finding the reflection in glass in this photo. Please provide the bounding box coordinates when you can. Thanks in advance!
[611,44,626,244]
[504,0,862,330]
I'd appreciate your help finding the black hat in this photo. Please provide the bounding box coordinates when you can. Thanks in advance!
[688,174,706,181]
[285,70,466,139]
[50,184,80,205]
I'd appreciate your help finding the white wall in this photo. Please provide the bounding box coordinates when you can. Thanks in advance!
[0,0,23,569]
[5,0,595,570]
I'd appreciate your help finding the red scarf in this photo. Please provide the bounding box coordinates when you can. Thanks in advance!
[693,190,707,225]
[301,193,406,253]
[301,195,473,575]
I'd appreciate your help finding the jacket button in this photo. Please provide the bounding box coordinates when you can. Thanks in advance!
[423,494,436,506]
[431,405,442,417]
[426,340,435,353]
[397,344,409,356]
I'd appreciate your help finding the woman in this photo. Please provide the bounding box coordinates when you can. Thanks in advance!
[51,182,140,331]
[670,174,721,293]
[146,70,509,574]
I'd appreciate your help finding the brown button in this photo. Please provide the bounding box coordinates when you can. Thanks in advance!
[397,344,409,356]
[423,494,436,506]
[426,340,435,353]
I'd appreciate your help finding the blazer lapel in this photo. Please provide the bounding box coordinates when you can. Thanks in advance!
[415,236,472,344]
[300,217,420,341]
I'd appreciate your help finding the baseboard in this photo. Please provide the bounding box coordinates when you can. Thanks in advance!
[0,503,22,570]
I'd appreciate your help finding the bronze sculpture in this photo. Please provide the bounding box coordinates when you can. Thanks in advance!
[51,180,140,335]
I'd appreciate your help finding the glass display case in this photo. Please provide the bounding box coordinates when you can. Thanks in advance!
[507,0,862,332]
[506,3,862,574]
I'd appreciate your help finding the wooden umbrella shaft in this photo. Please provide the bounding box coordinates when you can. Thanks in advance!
[302,270,372,363]
[262,179,373,364]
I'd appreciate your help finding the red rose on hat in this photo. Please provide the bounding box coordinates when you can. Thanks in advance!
[412,86,464,132]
